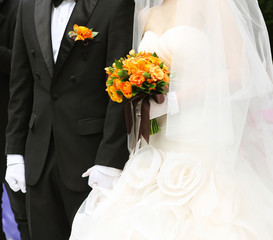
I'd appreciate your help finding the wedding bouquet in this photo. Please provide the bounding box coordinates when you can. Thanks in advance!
[105,50,170,141]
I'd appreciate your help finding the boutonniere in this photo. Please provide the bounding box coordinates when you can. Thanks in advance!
[68,24,99,45]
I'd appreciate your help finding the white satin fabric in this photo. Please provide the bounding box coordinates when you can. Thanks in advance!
[70,28,273,240]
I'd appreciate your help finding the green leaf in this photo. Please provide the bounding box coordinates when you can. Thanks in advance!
[143,72,151,79]
[122,70,129,78]
[142,81,156,89]
[152,52,158,58]
[118,70,129,79]
[68,32,77,37]
[117,70,124,78]
[107,78,114,86]
[116,90,123,96]
[155,87,165,94]
[92,31,99,38]
[141,88,150,94]
[132,84,140,96]
[140,82,148,89]
[119,78,126,82]
[159,62,164,69]
[109,67,115,73]
[115,59,123,69]
[157,81,167,87]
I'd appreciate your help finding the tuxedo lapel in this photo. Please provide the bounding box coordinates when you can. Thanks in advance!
[34,0,54,78]
[54,0,99,78]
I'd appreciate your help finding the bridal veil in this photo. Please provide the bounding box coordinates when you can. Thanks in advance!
[133,0,273,192]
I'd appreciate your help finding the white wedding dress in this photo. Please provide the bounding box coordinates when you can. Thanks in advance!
[70,27,273,240]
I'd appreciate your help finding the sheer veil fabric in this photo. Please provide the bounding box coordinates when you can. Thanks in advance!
[134,0,273,191]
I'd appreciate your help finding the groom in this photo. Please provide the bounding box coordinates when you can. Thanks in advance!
[5,0,134,239]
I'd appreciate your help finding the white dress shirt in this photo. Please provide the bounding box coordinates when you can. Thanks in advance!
[51,0,76,62]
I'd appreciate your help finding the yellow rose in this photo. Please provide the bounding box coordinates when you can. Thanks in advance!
[150,66,164,81]
[129,49,135,56]
[107,85,123,103]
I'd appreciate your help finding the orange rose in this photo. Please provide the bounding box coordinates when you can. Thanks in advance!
[136,59,147,72]
[137,52,152,58]
[111,69,119,78]
[150,65,164,81]
[120,81,132,99]
[113,79,122,90]
[129,71,146,87]
[149,56,163,65]
[123,58,138,74]
[163,71,170,83]
[73,24,93,41]
[107,85,123,103]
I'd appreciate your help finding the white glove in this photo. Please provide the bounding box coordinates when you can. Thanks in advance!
[149,92,179,119]
[5,155,26,193]
[82,165,121,189]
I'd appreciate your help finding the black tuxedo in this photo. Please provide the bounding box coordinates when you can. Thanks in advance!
[0,0,31,239]
[0,0,17,187]
[6,0,134,238]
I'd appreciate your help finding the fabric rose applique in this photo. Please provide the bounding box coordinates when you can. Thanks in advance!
[157,153,206,205]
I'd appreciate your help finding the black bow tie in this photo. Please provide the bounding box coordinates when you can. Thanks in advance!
[52,0,64,7]
[52,0,77,8]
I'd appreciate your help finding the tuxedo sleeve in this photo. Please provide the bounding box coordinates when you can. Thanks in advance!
[0,2,18,75]
[5,0,34,155]
[94,0,135,169]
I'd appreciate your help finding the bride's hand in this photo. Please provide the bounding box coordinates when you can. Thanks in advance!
[149,92,179,119]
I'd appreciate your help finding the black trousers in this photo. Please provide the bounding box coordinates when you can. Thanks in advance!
[4,182,31,240]
[26,138,90,240]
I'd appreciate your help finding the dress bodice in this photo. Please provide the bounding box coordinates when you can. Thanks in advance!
[138,26,209,73]
[137,27,211,159]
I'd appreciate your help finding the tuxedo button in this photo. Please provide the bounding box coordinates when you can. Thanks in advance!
[31,50,36,57]
[35,72,40,81]
[70,75,77,83]
[52,93,59,100]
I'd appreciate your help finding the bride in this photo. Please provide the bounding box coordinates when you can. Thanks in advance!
[70,0,273,239]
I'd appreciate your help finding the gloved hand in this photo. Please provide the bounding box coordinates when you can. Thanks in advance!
[149,91,179,119]
[5,155,26,193]
[82,165,121,189]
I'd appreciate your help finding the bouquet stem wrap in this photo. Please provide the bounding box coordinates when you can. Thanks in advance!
[125,93,165,144]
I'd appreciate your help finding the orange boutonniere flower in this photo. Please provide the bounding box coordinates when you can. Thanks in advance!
[68,24,98,43]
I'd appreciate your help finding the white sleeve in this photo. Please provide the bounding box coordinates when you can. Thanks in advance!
[93,165,122,177]
[7,154,24,166]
